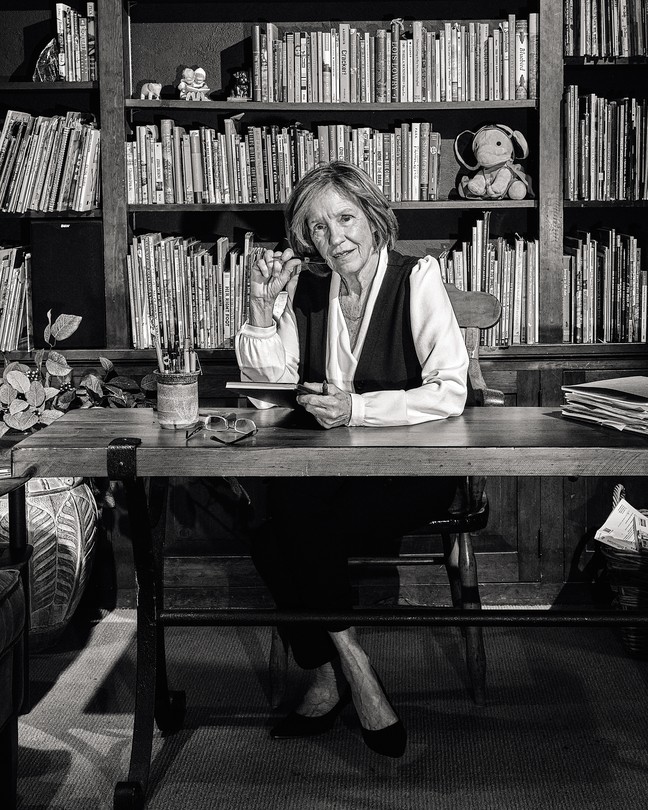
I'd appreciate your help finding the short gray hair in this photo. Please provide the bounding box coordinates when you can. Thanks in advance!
[284,161,399,257]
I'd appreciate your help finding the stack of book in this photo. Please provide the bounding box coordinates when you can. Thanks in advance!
[126,231,263,352]
[563,227,646,344]
[55,2,98,82]
[438,212,539,346]
[562,376,648,436]
[126,118,442,205]
[251,15,538,104]
[564,0,647,58]
[0,245,32,352]
[564,86,648,202]
[0,110,101,213]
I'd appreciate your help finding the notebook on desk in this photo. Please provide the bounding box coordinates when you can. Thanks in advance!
[226,381,309,408]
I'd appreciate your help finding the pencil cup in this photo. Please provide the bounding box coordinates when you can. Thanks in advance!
[154,370,200,429]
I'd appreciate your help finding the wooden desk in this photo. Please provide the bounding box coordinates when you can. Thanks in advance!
[11,407,648,809]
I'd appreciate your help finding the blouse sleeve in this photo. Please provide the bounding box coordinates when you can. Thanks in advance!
[348,255,469,427]
[234,278,301,409]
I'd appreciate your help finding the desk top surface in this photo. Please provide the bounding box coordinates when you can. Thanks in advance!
[10,406,648,478]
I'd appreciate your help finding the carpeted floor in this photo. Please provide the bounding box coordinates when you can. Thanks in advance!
[16,610,648,809]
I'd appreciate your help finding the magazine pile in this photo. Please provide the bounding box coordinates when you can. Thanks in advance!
[561,376,648,437]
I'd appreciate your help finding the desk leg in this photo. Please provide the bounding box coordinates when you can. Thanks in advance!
[8,483,30,714]
[114,478,185,810]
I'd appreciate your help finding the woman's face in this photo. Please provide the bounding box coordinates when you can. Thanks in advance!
[306,188,378,278]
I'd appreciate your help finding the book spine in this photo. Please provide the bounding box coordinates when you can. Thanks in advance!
[390,19,400,102]
[160,119,175,203]
[515,20,528,100]
[252,24,262,101]
[86,2,97,81]
[528,13,538,100]
[339,23,350,102]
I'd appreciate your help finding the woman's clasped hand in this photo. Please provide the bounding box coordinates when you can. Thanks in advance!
[295,381,351,429]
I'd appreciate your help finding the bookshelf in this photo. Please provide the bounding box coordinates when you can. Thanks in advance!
[1,1,648,602]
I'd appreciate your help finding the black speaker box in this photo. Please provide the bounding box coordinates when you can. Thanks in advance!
[29,219,106,348]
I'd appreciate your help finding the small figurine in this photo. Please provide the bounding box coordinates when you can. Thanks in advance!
[178,67,211,101]
[178,67,195,99]
[228,69,251,101]
[140,81,162,100]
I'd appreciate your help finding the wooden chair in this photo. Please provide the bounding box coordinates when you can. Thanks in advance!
[269,283,504,708]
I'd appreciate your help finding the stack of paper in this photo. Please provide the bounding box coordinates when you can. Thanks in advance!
[595,498,648,552]
[561,376,648,436]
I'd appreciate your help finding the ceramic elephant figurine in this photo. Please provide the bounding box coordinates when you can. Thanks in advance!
[140,82,162,100]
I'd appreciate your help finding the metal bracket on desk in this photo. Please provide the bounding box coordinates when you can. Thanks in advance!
[107,437,142,480]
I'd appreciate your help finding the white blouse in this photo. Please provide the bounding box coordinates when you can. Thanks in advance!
[234,248,469,427]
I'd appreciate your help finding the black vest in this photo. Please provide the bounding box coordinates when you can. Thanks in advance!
[292,251,422,393]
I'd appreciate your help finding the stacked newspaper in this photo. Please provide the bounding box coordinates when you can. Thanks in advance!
[595,498,648,552]
[561,376,648,436]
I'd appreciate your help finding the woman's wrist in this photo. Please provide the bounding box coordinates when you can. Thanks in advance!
[248,299,275,328]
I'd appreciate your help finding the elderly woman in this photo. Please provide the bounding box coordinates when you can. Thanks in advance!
[235,161,468,758]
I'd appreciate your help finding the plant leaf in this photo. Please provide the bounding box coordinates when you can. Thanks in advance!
[0,422,9,437]
[4,411,39,431]
[9,399,29,414]
[140,373,158,392]
[105,384,126,399]
[43,386,60,401]
[6,370,31,394]
[109,376,139,392]
[56,389,77,407]
[80,373,104,397]
[34,348,44,368]
[3,361,30,379]
[50,313,82,341]
[45,351,71,377]
[26,381,46,407]
[99,356,114,372]
[0,382,17,404]
[39,409,64,425]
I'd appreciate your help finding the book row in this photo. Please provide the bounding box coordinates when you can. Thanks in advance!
[126,119,443,205]
[0,110,101,214]
[564,0,648,58]
[126,232,263,353]
[54,2,98,82]
[251,15,538,105]
[0,245,31,353]
[564,86,648,201]
[563,228,646,344]
[438,213,539,347]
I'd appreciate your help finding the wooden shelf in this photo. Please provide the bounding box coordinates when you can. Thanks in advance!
[0,210,101,219]
[564,56,648,66]
[126,99,539,111]
[7,343,647,366]
[0,81,97,91]
[564,200,648,207]
[129,200,536,213]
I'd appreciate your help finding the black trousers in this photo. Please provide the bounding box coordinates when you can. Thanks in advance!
[250,476,458,669]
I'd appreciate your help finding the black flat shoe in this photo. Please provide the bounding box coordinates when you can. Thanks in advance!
[361,719,407,758]
[270,691,351,739]
[360,668,407,758]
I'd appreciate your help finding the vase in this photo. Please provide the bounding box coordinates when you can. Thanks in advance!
[0,476,98,650]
